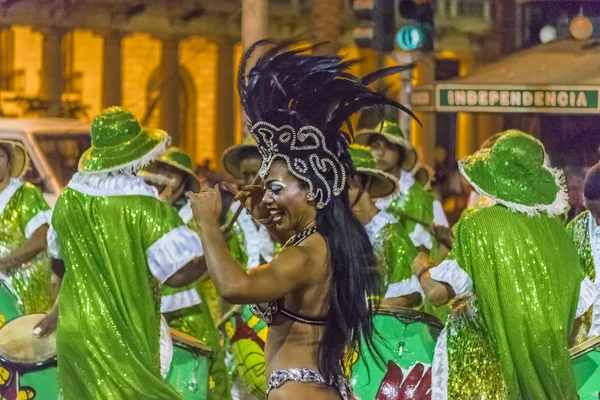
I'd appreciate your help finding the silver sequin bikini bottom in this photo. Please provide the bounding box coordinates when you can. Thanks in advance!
[266,368,354,400]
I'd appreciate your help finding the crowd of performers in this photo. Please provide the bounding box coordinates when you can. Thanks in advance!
[0,41,599,400]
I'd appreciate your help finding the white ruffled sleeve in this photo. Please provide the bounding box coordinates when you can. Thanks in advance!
[25,209,52,239]
[577,276,598,318]
[409,223,433,250]
[384,275,424,302]
[146,226,204,283]
[429,259,473,299]
[47,225,61,259]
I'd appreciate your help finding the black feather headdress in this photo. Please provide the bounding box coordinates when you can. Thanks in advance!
[238,40,418,208]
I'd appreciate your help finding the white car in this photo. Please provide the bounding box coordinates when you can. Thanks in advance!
[0,118,91,208]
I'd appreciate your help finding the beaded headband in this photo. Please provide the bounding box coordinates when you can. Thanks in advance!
[250,121,346,209]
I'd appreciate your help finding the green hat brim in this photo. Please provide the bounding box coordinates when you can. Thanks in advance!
[459,149,568,217]
[156,158,201,193]
[0,139,29,178]
[356,167,399,200]
[79,128,168,174]
[222,144,260,179]
[354,130,418,172]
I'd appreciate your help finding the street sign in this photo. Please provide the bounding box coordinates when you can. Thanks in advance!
[435,84,600,114]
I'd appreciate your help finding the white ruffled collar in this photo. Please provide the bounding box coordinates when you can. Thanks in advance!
[68,173,159,198]
[178,200,193,224]
[364,210,397,245]
[0,178,23,216]
[398,170,415,194]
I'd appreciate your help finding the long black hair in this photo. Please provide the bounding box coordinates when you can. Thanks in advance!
[238,41,418,387]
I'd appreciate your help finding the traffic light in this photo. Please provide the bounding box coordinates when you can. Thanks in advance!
[396,0,434,52]
[353,0,396,52]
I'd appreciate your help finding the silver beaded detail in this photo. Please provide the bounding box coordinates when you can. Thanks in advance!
[249,121,347,209]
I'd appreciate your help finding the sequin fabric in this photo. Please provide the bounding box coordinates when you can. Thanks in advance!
[445,205,580,399]
[51,177,189,399]
[0,180,52,315]
[567,211,596,343]
[372,221,417,296]
[267,368,356,400]
[446,294,508,399]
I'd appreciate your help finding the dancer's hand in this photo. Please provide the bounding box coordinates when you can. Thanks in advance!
[188,185,223,228]
[235,184,271,222]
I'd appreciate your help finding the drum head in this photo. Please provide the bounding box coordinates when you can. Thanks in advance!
[0,314,56,369]
[169,328,212,358]
[377,304,444,330]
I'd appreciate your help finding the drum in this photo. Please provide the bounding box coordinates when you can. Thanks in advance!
[350,305,443,400]
[167,328,212,400]
[571,335,600,400]
[0,314,59,400]
[0,283,21,329]
[218,304,268,399]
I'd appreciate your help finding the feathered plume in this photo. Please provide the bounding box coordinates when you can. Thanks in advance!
[238,41,419,144]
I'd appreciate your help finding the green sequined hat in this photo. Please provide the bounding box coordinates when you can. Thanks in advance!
[459,130,567,217]
[140,147,201,193]
[78,106,169,174]
[350,144,399,199]
[222,136,260,180]
[354,121,418,172]
[0,139,29,178]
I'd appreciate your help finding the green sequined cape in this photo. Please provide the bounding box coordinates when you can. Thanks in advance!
[0,178,52,316]
[50,174,204,399]
[434,205,581,399]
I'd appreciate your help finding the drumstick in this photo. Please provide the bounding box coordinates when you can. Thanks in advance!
[215,304,242,329]
[222,173,261,234]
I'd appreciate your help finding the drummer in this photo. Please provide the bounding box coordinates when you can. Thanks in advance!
[355,121,449,262]
[0,139,53,318]
[48,107,205,399]
[347,144,421,308]
[141,147,231,400]
[568,162,600,343]
[222,137,279,269]
[415,131,584,398]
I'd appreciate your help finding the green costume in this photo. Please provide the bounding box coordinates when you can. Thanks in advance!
[349,144,420,301]
[567,211,600,342]
[428,130,581,399]
[0,177,52,317]
[49,107,203,399]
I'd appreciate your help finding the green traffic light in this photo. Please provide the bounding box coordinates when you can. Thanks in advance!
[396,26,424,51]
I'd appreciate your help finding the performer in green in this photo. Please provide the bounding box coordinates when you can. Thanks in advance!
[0,139,52,320]
[417,130,583,399]
[567,162,600,343]
[348,144,420,307]
[49,107,206,399]
[142,146,231,399]
[355,121,449,261]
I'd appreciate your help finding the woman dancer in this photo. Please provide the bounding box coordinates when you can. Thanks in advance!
[188,41,416,399]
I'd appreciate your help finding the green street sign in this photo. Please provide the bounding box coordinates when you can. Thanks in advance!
[436,84,600,114]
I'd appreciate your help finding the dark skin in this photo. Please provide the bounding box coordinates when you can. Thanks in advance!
[412,252,455,307]
[348,177,421,308]
[188,160,340,399]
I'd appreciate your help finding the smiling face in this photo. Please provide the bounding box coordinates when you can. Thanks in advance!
[0,145,10,183]
[262,160,317,232]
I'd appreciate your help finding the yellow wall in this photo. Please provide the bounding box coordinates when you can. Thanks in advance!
[12,26,43,97]
[121,33,162,126]
[72,30,103,118]
[179,37,218,165]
